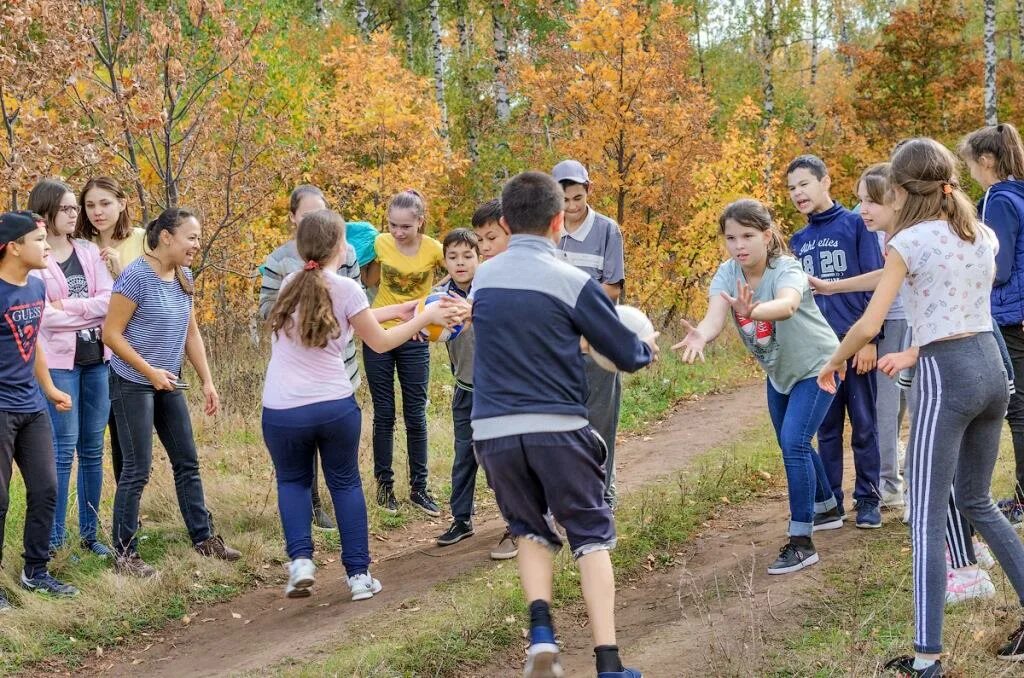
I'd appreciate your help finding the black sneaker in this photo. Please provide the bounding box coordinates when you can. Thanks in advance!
[376,485,398,514]
[312,505,338,531]
[997,618,1024,661]
[436,520,474,546]
[883,656,944,676]
[20,570,79,597]
[0,590,11,613]
[813,506,845,532]
[767,539,819,575]
[410,489,441,517]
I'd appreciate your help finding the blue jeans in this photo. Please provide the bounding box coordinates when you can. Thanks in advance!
[363,340,430,491]
[262,398,370,577]
[449,386,476,522]
[766,377,839,537]
[109,371,212,555]
[48,363,109,547]
[818,361,881,508]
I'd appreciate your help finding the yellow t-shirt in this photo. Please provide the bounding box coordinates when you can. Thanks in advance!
[93,227,147,279]
[373,234,444,327]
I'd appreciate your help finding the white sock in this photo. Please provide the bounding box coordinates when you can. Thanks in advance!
[913,657,936,670]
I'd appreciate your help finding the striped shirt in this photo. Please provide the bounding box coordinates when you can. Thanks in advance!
[110,258,193,384]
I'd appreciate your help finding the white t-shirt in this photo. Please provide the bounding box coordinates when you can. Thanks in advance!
[876,231,906,321]
[262,271,369,409]
[888,220,997,347]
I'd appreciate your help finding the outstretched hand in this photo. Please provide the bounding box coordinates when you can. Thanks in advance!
[671,319,707,364]
[720,281,759,319]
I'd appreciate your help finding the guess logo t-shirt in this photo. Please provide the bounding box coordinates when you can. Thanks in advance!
[0,276,47,412]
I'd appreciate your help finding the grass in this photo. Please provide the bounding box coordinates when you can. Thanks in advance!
[762,434,1024,677]
[281,419,783,677]
[0,331,755,673]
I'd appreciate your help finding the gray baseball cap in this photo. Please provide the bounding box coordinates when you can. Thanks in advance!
[551,159,589,185]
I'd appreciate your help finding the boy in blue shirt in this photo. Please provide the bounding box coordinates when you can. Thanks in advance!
[787,155,884,529]
[0,211,79,610]
[471,172,657,678]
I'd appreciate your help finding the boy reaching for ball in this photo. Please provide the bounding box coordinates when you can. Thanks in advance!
[471,172,657,678]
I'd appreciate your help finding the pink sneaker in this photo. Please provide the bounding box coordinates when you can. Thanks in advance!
[945,567,995,605]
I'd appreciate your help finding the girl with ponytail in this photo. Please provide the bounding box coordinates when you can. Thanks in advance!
[102,208,240,577]
[262,209,462,600]
[818,137,1024,674]
[960,123,1024,523]
[674,198,842,576]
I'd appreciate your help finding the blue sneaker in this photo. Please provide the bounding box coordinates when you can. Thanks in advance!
[855,502,882,529]
[20,570,79,598]
[82,540,113,558]
[598,670,643,678]
[523,626,563,677]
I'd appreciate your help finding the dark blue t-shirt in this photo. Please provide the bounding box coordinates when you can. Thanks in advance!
[0,276,47,412]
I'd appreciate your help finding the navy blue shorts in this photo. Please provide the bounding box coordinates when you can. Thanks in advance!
[475,426,616,558]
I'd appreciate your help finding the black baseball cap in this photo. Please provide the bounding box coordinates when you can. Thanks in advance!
[0,211,44,251]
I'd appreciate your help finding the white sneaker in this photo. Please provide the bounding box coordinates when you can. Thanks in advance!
[945,567,996,605]
[880,487,906,508]
[974,540,996,570]
[348,572,382,601]
[902,490,911,524]
[285,558,316,598]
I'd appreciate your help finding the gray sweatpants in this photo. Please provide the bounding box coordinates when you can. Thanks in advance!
[909,333,1024,654]
[877,318,910,497]
[583,355,622,507]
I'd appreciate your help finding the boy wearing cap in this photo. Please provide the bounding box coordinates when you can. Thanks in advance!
[0,211,78,610]
[551,159,627,507]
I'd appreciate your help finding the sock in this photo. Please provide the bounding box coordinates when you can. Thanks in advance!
[912,657,936,670]
[790,535,814,549]
[595,645,623,674]
[529,599,553,631]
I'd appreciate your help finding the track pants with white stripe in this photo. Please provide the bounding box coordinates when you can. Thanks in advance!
[909,333,1024,654]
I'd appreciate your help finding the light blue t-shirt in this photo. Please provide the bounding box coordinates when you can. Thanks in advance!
[710,255,839,394]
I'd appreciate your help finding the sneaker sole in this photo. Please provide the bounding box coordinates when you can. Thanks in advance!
[351,580,383,602]
[997,652,1024,661]
[312,523,339,532]
[523,645,564,678]
[812,518,844,532]
[855,521,883,529]
[286,575,315,598]
[413,504,441,518]
[945,582,996,605]
[490,549,519,560]
[767,551,819,575]
[436,531,474,547]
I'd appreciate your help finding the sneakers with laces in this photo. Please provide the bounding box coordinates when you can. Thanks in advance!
[436,520,474,546]
[945,567,995,605]
[524,625,564,678]
[82,540,113,558]
[855,501,882,529]
[115,552,158,578]
[285,558,316,598]
[348,572,383,601]
[376,485,398,514]
[997,618,1024,661]
[883,656,944,676]
[812,506,845,532]
[20,569,79,597]
[767,539,818,575]
[999,499,1024,528]
[194,535,241,561]
[410,489,441,517]
[312,505,338,531]
[490,530,519,560]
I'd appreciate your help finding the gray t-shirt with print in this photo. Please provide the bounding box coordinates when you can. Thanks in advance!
[710,255,839,394]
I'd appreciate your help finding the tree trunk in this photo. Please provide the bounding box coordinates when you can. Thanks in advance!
[492,0,511,123]
[456,0,479,162]
[0,83,19,211]
[315,0,328,25]
[1018,0,1024,60]
[693,1,706,89]
[985,0,998,124]
[429,0,450,139]
[405,7,415,67]
[354,0,370,34]
[809,0,819,87]
[760,0,775,125]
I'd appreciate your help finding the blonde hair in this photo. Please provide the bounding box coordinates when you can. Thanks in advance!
[890,138,981,243]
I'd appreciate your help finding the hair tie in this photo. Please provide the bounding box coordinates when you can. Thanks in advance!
[304,260,321,271]
[942,183,954,195]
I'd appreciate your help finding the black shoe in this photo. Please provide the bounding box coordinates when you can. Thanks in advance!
[436,520,474,546]
[410,489,441,517]
[20,570,79,597]
[883,656,944,676]
[813,506,845,532]
[312,505,338,531]
[376,485,398,514]
[767,539,819,575]
[998,619,1024,661]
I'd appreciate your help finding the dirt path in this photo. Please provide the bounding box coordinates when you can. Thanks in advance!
[74,383,767,677]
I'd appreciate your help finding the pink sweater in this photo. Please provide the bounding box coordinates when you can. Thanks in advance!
[31,239,114,370]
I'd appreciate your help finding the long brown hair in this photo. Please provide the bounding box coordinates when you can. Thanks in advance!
[890,138,981,243]
[75,176,133,241]
[268,210,346,349]
[857,163,891,204]
[959,123,1024,181]
[718,199,787,266]
[27,179,75,237]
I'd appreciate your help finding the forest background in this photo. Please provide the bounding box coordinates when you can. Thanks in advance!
[4,0,1024,344]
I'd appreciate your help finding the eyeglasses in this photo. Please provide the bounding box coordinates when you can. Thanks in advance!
[58,205,80,216]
